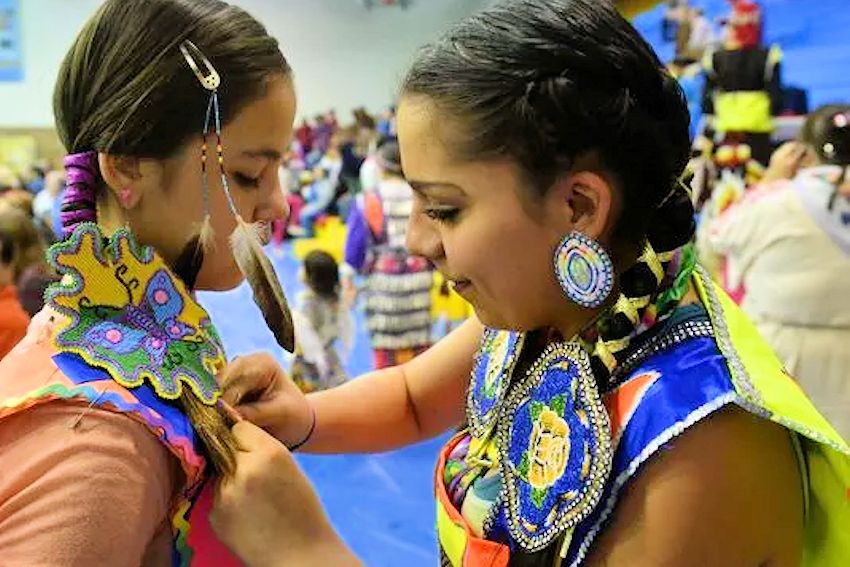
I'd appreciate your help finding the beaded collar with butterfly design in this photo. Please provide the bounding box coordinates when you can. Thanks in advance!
[45,223,226,405]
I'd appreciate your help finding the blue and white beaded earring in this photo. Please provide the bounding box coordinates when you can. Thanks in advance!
[553,231,614,309]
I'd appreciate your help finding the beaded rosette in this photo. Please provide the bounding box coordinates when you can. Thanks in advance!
[466,330,613,553]
[467,328,526,438]
[495,341,611,551]
[45,223,226,404]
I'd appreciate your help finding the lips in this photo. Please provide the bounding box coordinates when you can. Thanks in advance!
[449,278,472,294]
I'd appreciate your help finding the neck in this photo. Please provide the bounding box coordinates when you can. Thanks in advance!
[96,192,127,238]
[552,303,607,344]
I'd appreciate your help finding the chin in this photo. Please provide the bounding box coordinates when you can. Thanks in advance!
[473,306,538,333]
[194,266,245,292]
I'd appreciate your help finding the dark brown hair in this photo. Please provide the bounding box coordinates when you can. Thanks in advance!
[402,0,695,388]
[53,0,292,477]
[304,250,340,301]
[0,202,45,281]
[55,0,290,157]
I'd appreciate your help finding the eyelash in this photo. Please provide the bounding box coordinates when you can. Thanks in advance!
[232,172,261,188]
[425,207,460,223]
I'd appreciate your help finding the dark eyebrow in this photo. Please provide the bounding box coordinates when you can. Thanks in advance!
[408,180,465,195]
[242,149,282,161]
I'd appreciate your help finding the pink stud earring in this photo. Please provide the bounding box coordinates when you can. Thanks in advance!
[118,187,132,208]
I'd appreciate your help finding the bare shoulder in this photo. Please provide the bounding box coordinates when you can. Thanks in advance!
[587,405,803,566]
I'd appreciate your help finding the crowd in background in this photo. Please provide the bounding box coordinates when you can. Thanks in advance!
[1,0,848,438]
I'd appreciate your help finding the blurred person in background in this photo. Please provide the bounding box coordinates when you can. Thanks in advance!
[290,250,354,392]
[0,210,30,358]
[684,7,715,60]
[702,0,782,166]
[295,117,314,155]
[705,105,850,440]
[344,139,432,368]
[1,180,57,316]
[32,169,66,243]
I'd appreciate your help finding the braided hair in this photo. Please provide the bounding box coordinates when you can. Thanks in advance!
[402,0,695,388]
[53,0,290,477]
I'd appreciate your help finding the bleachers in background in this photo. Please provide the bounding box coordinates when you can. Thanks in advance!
[633,0,850,108]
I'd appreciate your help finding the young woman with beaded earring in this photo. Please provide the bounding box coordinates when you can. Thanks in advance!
[0,0,296,564]
[210,1,849,567]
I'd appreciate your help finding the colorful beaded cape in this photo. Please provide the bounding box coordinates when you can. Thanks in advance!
[468,332,613,553]
[45,223,226,404]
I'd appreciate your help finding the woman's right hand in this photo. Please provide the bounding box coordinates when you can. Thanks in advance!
[219,353,314,448]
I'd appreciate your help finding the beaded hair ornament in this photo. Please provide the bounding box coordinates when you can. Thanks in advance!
[179,40,295,352]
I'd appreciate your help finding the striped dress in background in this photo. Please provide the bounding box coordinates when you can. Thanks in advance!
[345,177,433,368]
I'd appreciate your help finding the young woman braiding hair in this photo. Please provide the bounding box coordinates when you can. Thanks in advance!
[203,2,850,566]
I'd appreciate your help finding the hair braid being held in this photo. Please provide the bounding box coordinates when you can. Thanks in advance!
[53,0,292,477]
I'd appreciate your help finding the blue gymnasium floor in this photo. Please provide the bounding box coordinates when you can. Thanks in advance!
[198,243,448,566]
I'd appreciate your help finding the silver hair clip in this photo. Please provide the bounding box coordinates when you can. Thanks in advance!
[180,40,220,91]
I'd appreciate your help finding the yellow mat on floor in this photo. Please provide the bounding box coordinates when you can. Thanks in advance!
[292,216,347,263]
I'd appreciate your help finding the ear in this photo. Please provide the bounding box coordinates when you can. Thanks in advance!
[547,170,615,240]
[97,153,157,210]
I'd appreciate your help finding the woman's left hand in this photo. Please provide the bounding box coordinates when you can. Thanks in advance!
[210,421,361,567]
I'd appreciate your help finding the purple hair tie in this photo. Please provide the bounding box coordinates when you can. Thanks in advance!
[61,151,99,236]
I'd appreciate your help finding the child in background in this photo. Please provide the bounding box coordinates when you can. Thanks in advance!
[344,140,432,368]
[299,166,336,237]
[0,202,52,317]
[291,250,354,392]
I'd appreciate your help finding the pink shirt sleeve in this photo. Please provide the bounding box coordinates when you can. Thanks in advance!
[0,401,177,566]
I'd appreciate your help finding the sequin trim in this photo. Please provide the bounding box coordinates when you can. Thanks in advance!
[695,266,849,454]
[609,319,714,387]
[467,329,526,438]
[694,266,764,405]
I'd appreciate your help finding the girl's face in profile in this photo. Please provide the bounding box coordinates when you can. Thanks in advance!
[127,76,295,292]
[397,95,591,332]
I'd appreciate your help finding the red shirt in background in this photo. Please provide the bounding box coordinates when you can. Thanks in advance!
[0,286,29,358]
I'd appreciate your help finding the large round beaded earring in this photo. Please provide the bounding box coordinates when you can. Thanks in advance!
[553,231,614,309]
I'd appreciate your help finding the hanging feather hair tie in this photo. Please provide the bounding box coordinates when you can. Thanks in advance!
[180,40,295,353]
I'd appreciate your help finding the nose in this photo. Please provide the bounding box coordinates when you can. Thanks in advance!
[406,202,443,261]
[259,168,290,223]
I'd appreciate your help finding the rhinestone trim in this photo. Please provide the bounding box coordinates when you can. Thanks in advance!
[495,341,613,552]
[608,319,714,388]
[695,266,849,453]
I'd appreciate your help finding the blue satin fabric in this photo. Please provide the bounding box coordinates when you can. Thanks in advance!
[562,335,737,564]
[52,351,198,447]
